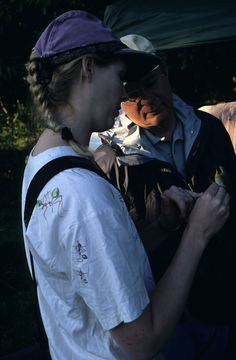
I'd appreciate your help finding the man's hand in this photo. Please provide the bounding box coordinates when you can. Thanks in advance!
[186,182,230,243]
[160,186,201,231]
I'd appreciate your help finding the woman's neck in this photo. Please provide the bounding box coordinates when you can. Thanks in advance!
[56,105,92,147]
[32,123,92,157]
[32,128,68,156]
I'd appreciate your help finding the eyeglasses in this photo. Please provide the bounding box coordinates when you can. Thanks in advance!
[124,64,166,102]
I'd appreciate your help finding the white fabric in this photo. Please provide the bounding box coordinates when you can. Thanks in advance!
[199,102,236,152]
[120,34,156,54]
[99,94,201,164]
[21,145,158,360]
[90,132,102,150]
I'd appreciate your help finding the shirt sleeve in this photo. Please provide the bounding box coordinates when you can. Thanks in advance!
[68,205,151,330]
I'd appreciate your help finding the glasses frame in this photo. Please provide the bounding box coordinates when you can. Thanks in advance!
[124,64,166,102]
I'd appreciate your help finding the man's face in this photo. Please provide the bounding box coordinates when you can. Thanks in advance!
[121,65,173,132]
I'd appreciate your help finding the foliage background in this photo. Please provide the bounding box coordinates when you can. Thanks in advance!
[0,0,236,356]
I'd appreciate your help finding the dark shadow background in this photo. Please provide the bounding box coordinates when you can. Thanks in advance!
[0,0,235,356]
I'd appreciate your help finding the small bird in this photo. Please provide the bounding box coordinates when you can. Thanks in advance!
[215,166,232,195]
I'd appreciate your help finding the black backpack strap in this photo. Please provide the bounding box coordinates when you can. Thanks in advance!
[24,155,111,358]
[24,155,110,229]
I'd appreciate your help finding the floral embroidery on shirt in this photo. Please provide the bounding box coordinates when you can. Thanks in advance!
[78,269,88,284]
[77,242,88,262]
[37,187,63,218]
[73,242,88,284]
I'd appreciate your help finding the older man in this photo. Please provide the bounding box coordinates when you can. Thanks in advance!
[95,34,236,360]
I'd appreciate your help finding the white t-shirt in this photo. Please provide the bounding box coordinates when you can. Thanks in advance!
[21,146,157,360]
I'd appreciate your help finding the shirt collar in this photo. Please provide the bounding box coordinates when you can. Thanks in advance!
[143,117,184,145]
[99,94,200,159]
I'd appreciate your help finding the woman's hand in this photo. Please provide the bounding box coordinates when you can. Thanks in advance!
[160,186,201,230]
[186,182,230,243]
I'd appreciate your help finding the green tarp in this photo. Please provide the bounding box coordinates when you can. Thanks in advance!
[104,0,236,49]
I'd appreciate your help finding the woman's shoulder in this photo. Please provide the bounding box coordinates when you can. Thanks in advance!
[55,167,119,205]
[24,147,126,221]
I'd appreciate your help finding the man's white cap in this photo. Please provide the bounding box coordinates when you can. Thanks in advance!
[120,34,156,55]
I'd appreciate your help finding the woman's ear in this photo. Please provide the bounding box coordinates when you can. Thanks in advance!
[81,56,94,82]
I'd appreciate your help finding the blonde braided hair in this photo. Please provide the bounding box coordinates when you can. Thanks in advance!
[26,51,94,159]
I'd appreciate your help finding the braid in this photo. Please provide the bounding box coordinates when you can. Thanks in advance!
[26,52,54,127]
[68,139,94,159]
[25,51,93,159]
[61,126,93,159]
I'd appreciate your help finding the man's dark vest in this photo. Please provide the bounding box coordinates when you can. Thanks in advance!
[95,110,236,325]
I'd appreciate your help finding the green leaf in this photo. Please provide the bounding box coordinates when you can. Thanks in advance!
[51,187,59,198]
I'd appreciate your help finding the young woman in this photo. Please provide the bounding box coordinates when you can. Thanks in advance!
[22,10,230,360]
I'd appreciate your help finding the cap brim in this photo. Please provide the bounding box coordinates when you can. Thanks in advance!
[114,48,161,82]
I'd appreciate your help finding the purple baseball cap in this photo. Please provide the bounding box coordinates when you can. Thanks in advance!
[33,10,160,82]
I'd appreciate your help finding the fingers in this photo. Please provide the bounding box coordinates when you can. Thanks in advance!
[161,184,230,237]
[221,191,230,208]
[214,184,229,202]
[202,183,230,207]
[203,182,221,197]
[184,190,203,198]
[187,183,230,242]
[161,186,197,220]
[208,184,230,219]
[161,195,171,207]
